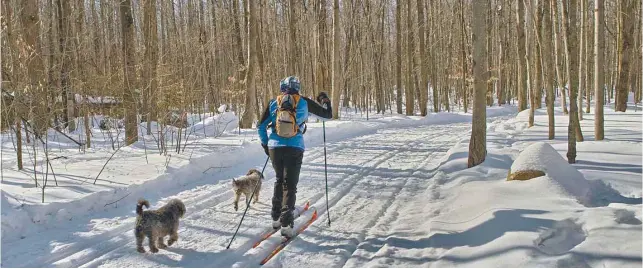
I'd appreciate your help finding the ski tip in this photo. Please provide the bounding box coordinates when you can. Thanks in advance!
[312,209,318,220]
[303,201,310,210]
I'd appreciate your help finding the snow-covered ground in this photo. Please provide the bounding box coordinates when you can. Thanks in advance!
[1,97,641,267]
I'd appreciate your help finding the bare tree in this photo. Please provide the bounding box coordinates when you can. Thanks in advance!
[468,0,488,168]
[416,0,428,116]
[240,0,258,128]
[594,0,605,140]
[142,0,158,135]
[562,0,583,163]
[544,0,555,139]
[578,0,586,121]
[395,0,403,114]
[331,0,341,119]
[120,0,138,145]
[406,0,416,115]
[615,0,637,112]
[552,0,568,114]
[516,0,528,111]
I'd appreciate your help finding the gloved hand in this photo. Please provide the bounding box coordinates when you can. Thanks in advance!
[261,144,270,156]
[316,92,330,105]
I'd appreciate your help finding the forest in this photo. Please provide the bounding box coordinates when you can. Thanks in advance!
[1,0,642,169]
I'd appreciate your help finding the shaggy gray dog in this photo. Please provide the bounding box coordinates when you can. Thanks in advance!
[135,198,186,253]
[232,169,264,211]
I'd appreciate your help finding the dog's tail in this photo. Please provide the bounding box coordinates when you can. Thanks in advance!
[136,199,150,215]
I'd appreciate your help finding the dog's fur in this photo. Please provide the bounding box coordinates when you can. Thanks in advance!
[232,169,264,211]
[135,198,186,253]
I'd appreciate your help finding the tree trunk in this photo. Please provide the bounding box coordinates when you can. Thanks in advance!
[615,0,636,112]
[529,0,544,128]
[331,0,341,119]
[120,0,138,145]
[4,0,23,169]
[594,0,605,140]
[468,0,488,168]
[22,0,47,135]
[544,0,555,139]
[486,5,493,107]
[406,0,416,115]
[578,0,586,121]
[562,0,583,163]
[460,0,468,113]
[416,0,428,116]
[552,0,568,114]
[395,0,403,114]
[288,0,297,75]
[143,0,158,135]
[57,0,75,132]
[516,0,528,111]
[240,0,258,128]
[497,4,506,106]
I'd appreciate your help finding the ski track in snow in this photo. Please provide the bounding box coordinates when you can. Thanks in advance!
[262,126,465,268]
[1,118,476,268]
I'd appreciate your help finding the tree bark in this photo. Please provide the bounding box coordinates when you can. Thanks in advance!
[562,0,583,163]
[516,0,528,111]
[120,0,138,145]
[57,0,75,132]
[288,0,298,75]
[552,0,568,114]
[416,0,428,116]
[578,0,586,121]
[544,0,555,139]
[460,0,468,113]
[529,0,544,128]
[331,0,341,119]
[3,0,23,169]
[615,0,636,112]
[594,0,605,140]
[240,0,258,128]
[406,0,416,115]
[143,0,158,135]
[468,0,488,168]
[395,0,403,114]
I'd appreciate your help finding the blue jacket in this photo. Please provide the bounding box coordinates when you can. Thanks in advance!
[258,95,332,151]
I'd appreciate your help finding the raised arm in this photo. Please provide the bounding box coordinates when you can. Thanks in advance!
[303,92,332,119]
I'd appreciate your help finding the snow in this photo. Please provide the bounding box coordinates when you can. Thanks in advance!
[1,97,641,267]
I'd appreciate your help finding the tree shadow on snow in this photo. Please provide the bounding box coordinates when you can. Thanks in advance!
[573,160,642,174]
[364,209,554,251]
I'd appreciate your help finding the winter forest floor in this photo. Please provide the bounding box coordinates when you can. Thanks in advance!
[1,98,641,267]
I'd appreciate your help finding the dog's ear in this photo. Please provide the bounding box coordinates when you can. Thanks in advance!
[246,169,255,176]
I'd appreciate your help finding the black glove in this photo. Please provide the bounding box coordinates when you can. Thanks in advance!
[261,144,269,156]
[316,92,330,105]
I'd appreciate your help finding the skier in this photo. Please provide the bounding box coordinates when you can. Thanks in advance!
[257,76,332,237]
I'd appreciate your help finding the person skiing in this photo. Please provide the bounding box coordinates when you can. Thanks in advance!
[257,76,332,238]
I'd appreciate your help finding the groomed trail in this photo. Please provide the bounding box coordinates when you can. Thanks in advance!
[1,119,475,268]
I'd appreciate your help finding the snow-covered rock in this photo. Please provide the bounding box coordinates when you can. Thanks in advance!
[508,142,627,207]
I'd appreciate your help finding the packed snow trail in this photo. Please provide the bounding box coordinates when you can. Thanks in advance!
[1,120,473,268]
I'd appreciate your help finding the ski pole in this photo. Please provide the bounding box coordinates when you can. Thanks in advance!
[323,121,331,226]
[226,156,270,249]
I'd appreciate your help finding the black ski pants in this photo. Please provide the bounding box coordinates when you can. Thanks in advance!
[269,146,304,227]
